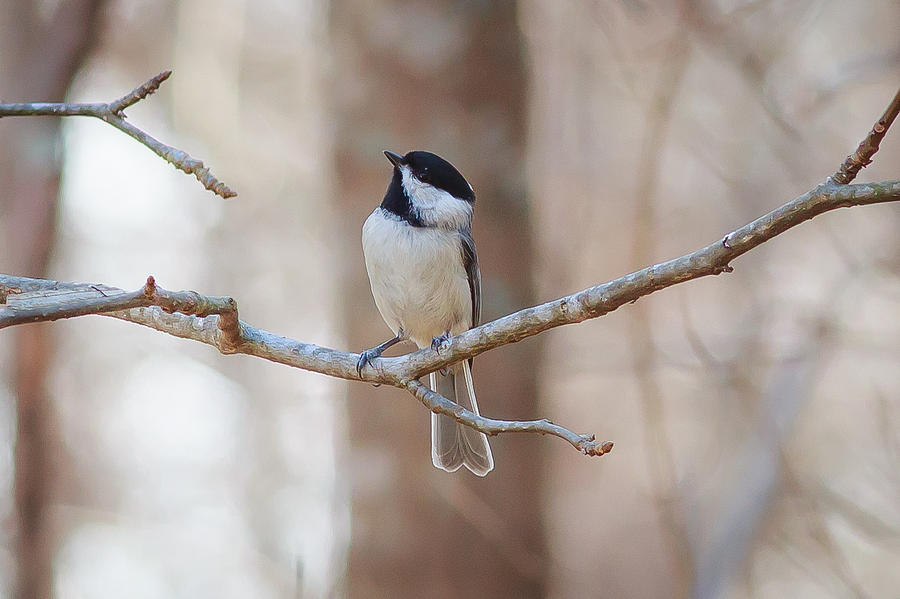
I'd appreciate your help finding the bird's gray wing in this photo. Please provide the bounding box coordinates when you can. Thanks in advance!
[461,228,481,328]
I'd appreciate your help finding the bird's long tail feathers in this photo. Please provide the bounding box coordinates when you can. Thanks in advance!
[430,361,494,476]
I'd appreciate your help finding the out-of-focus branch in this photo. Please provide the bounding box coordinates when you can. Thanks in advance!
[0,70,237,198]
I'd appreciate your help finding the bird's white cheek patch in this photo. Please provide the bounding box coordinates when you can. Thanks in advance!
[400,166,472,229]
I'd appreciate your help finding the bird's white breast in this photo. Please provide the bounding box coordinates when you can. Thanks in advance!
[362,208,471,348]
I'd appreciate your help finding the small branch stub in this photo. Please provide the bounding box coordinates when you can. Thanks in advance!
[581,439,615,457]
[109,70,171,115]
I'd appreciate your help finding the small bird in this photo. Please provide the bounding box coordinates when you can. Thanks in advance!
[357,150,493,476]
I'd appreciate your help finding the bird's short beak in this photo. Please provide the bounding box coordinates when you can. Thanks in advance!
[383,150,404,167]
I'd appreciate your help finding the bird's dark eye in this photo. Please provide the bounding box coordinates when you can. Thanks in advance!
[417,169,430,182]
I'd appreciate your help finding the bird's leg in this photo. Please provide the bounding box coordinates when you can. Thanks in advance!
[357,331,404,376]
[431,331,452,353]
[431,331,452,376]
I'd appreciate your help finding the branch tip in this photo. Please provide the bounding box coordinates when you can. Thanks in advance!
[578,438,613,456]
[829,86,900,185]
[109,70,174,115]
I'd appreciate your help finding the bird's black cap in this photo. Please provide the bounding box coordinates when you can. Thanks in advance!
[383,150,475,203]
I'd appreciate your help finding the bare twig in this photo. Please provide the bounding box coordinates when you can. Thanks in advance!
[108,70,171,114]
[0,71,237,198]
[404,379,613,457]
[828,86,900,185]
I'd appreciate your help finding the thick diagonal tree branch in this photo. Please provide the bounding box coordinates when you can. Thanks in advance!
[1,179,899,456]
[0,71,237,198]
[1,86,899,460]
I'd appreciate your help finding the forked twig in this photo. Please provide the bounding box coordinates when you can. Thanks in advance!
[0,71,237,198]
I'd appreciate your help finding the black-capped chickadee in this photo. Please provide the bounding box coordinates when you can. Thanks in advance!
[357,150,493,476]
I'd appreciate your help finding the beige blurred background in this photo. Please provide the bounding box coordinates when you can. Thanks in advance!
[1,1,899,598]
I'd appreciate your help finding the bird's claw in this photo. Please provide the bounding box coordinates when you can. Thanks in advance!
[356,348,382,376]
[431,332,451,354]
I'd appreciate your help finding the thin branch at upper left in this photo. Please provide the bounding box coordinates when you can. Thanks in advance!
[0,70,237,199]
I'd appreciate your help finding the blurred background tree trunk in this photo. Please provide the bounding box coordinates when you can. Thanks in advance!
[330,1,547,596]
[0,2,105,597]
[41,0,347,596]
[522,1,900,597]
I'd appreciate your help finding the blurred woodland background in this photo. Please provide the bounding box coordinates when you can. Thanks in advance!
[1,0,899,598]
